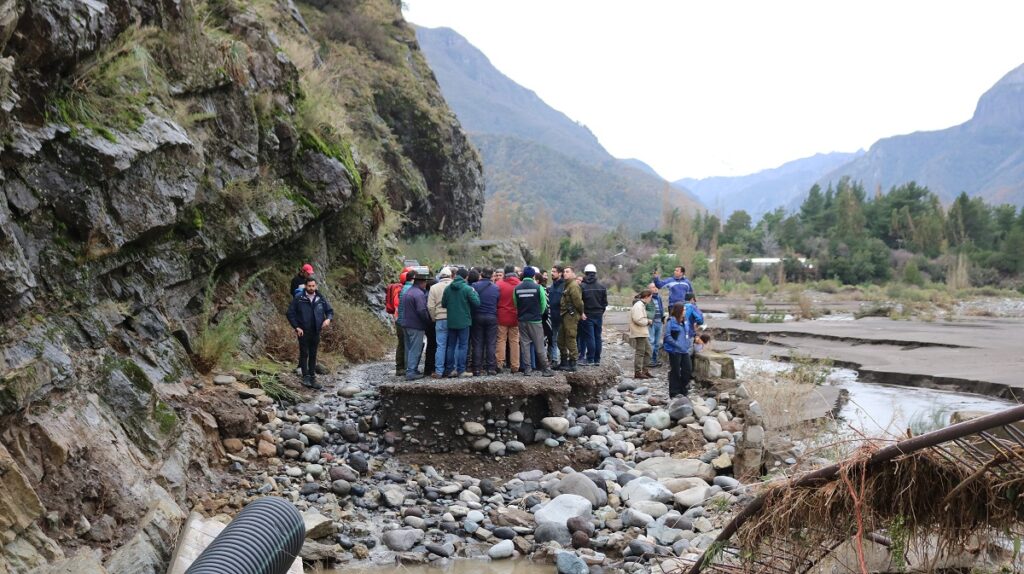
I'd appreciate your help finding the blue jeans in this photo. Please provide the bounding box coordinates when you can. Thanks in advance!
[579,315,604,364]
[578,319,590,363]
[403,328,424,379]
[549,317,561,363]
[649,320,663,365]
[450,327,470,373]
[434,320,451,375]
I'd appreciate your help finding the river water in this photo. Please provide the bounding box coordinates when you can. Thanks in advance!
[733,357,1015,438]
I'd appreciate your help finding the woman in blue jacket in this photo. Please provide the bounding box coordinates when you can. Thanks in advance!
[663,302,692,397]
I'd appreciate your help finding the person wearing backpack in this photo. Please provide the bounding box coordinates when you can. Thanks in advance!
[664,302,692,397]
[387,268,412,377]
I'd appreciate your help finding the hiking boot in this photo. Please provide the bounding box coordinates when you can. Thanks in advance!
[551,361,562,371]
[459,372,473,378]
[406,373,424,381]
[430,373,442,379]
[565,360,577,372]
[642,369,653,379]
[634,371,645,379]
[521,369,532,376]
[541,369,555,377]
[303,377,323,390]
[486,370,498,376]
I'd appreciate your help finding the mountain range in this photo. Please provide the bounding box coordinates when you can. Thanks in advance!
[415,26,701,230]
[818,63,1024,206]
[677,151,862,219]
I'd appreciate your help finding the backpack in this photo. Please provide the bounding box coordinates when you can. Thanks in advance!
[385,283,402,316]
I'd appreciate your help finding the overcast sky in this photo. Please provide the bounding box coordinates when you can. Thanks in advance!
[403,1,1024,181]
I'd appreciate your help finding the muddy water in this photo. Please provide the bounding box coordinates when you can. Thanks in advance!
[733,357,1015,438]
[327,559,552,573]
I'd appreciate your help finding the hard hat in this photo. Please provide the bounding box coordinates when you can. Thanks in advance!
[584,264,597,273]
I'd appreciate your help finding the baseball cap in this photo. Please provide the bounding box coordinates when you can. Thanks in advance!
[302,264,314,274]
[439,267,453,278]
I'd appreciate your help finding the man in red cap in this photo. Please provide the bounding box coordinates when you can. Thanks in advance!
[291,264,315,297]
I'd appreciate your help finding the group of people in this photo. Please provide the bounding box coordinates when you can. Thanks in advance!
[283,260,708,397]
[629,265,707,397]
[386,264,613,381]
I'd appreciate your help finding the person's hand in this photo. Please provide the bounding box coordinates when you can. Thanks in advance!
[653,270,660,279]
[581,313,587,321]
[295,327,304,337]
[322,319,331,329]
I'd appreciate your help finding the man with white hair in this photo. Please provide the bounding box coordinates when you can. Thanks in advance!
[428,267,454,377]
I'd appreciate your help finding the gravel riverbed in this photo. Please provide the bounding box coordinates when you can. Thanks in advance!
[195,341,765,573]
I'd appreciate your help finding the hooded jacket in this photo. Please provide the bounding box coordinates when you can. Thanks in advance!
[385,270,409,317]
[399,284,431,331]
[472,279,500,316]
[663,316,691,354]
[497,276,521,327]
[581,274,608,317]
[427,277,453,321]
[684,302,705,338]
[395,279,413,324]
[441,276,480,330]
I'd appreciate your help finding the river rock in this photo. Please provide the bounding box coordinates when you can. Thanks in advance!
[508,411,525,423]
[534,523,572,546]
[674,486,708,509]
[493,527,517,540]
[463,422,487,436]
[535,494,592,528]
[506,440,526,453]
[340,422,360,443]
[620,477,673,505]
[630,500,668,518]
[472,437,492,451]
[331,480,351,496]
[382,486,407,507]
[555,550,589,574]
[382,528,424,552]
[644,410,671,430]
[426,543,452,557]
[702,419,723,441]
[635,457,715,481]
[213,374,236,385]
[488,441,506,456]
[305,464,324,478]
[566,516,595,536]
[609,406,630,424]
[625,402,652,415]
[647,523,684,546]
[302,510,333,539]
[488,539,514,559]
[338,385,361,398]
[571,530,590,549]
[541,417,570,435]
[300,423,326,443]
[713,476,741,491]
[348,453,369,474]
[551,473,607,509]
[621,508,655,528]
[257,440,277,457]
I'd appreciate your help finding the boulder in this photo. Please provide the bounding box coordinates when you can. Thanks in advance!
[630,500,668,518]
[621,508,655,528]
[619,477,673,506]
[382,528,424,552]
[534,494,593,529]
[302,510,333,539]
[702,418,723,442]
[487,539,514,560]
[635,457,715,481]
[673,486,709,509]
[541,417,570,435]
[551,473,607,509]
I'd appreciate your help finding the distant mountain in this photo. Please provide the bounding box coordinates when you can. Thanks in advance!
[619,158,663,179]
[820,63,1024,206]
[415,26,701,229]
[676,152,861,218]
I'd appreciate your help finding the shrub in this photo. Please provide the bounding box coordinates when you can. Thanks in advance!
[320,301,391,364]
[902,260,925,287]
[794,292,819,320]
[192,270,266,373]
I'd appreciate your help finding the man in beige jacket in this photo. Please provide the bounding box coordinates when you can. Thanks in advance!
[428,267,454,378]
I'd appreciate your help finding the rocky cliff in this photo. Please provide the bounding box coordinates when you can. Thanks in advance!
[0,0,482,571]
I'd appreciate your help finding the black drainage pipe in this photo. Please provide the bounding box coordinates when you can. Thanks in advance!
[186,497,305,574]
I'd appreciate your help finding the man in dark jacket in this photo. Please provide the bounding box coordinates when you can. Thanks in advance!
[286,277,334,389]
[441,268,480,377]
[547,265,565,368]
[579,264,608,366]
[471,268,501,376]
[398,273,431,380]
[513,267,554,377]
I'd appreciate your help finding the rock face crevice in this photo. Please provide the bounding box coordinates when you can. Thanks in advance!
[0,0,483,571]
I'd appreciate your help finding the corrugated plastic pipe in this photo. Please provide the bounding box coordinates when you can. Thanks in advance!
[186,497,305,574]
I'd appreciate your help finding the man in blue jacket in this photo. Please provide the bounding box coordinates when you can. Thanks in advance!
[286,277,334,390]
[399,273,431,381]
[471,267,501,376]
[547,266,565,368]
[653,266,694,309]
[647,282,665,368]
